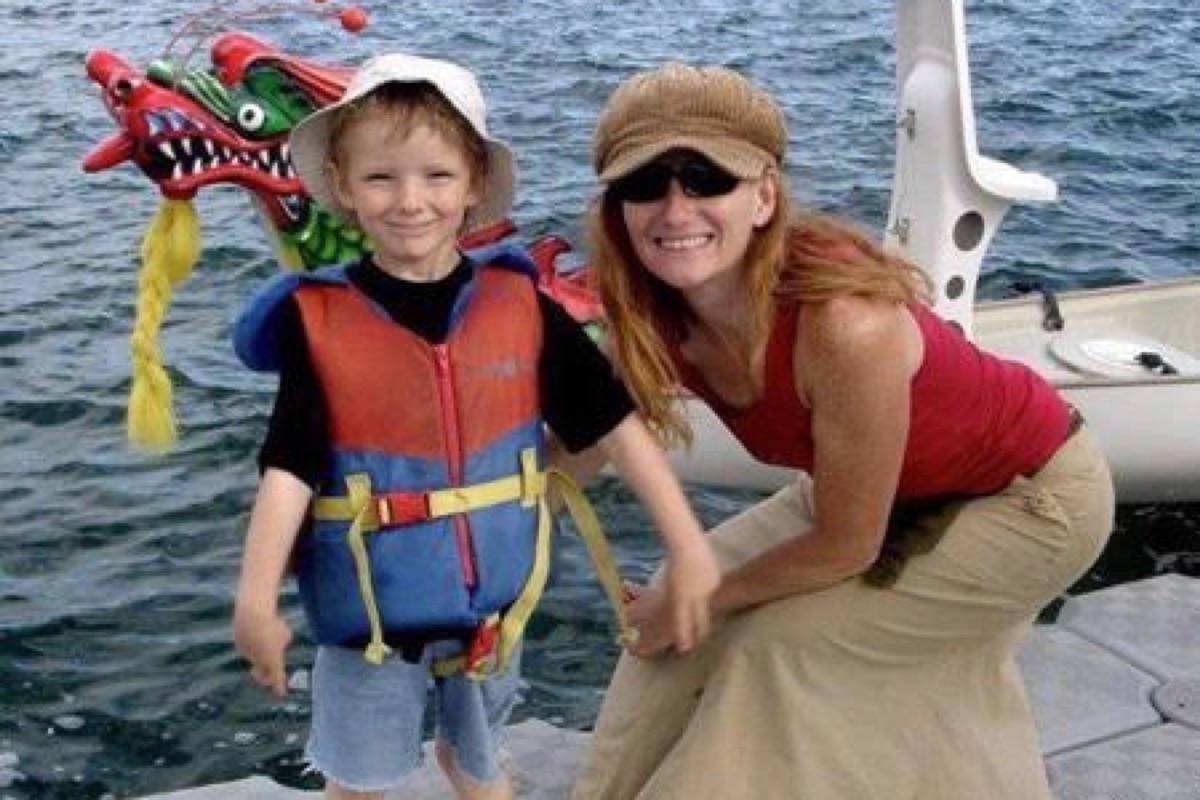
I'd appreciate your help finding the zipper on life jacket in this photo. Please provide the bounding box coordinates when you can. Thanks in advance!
[433,344,478,589]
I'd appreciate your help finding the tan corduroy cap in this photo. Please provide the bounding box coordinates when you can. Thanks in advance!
[593,62,787,183]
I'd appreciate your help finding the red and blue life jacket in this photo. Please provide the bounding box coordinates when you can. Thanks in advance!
[236,245,552,669]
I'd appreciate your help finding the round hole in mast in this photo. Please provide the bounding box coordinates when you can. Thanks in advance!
[945,275,966,300]
[953,211,985,251]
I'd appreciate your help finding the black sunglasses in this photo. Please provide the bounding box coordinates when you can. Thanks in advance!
[608,157,741,204]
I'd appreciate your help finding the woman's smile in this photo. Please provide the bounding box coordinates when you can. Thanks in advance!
[655,234,715,251]
[622,175,772,295]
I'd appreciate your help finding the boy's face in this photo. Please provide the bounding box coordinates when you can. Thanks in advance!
[330,111,480,281]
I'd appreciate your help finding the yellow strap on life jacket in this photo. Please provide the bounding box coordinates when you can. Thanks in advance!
[312,467,548,532]
[341,473,392,665]
[545,468,634,648]
[314,448,630,670]
[430,467,633,679]
[319,448,548,666]
[431,488,554,679]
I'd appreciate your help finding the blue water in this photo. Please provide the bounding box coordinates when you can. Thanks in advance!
[1,0,1198,796]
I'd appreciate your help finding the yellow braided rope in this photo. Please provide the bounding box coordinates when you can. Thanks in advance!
[127,198,200,452]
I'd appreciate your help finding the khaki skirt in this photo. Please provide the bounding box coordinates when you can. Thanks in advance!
[573,426,1114,800]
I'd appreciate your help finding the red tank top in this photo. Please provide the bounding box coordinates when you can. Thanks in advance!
[674,303,1071,500]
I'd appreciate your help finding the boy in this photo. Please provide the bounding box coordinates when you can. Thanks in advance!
[231,53,718,799]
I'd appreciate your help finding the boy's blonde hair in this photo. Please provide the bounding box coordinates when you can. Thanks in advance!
[326,82,488,184]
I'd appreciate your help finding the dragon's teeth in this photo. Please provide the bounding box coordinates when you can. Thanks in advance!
[181,139,192,156]
[172,162,184,181]
[203,140,214,158]
[158,142,173,160]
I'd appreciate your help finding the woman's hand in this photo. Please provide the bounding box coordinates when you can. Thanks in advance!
[233,603,293,697]
[623,583,673,658]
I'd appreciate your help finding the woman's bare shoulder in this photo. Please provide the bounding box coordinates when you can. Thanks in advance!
[798,296,913,352]
[792,296,923,393]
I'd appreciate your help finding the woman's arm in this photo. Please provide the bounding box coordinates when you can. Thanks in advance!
[232,467,313,696]
[711,297,923,616]
[599,413,720,652]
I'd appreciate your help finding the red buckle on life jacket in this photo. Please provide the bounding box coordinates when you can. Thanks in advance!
[375,492,431,527]
[464,617,500,676]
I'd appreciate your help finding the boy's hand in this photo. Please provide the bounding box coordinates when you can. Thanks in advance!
[624,540,721,659]
[662,538,720,653]
[233,605,293,697]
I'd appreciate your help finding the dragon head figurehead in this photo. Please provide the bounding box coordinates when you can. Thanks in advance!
[83,32,373,268]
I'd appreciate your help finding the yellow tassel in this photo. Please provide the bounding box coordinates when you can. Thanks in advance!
[127,198,201,452]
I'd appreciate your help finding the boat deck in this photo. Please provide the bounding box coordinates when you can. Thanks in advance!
[141,574,1200,799]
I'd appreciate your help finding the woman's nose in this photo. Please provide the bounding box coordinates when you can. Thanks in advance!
[659,179,694,220]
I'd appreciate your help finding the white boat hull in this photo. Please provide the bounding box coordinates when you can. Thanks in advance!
[670,278,1200,503]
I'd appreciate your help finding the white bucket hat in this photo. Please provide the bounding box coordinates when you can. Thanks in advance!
[289,53,515,233]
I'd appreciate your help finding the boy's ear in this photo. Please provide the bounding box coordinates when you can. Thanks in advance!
[326,160,354,213]
[466,171,483,211]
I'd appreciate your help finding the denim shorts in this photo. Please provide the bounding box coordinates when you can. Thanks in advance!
[305,640,524,792]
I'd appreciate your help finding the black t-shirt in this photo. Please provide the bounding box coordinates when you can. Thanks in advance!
[258,255,634,489]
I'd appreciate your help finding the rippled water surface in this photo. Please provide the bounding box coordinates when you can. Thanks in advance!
[1,1,1198,796]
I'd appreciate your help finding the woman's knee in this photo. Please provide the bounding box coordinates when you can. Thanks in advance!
[1045,429,1115,566]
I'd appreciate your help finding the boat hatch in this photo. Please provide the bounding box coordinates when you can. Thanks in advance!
[1048,334,1200,379]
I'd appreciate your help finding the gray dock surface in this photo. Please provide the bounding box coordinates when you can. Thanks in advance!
[140,574,1200,799]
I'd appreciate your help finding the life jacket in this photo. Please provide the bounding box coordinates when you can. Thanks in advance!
[234,244,630,676]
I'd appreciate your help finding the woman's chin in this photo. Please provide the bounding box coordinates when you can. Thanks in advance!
[645,259,733,295]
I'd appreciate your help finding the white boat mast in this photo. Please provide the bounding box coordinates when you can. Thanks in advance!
[884,0,1058,336]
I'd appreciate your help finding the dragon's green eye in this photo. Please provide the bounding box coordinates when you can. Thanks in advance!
[237,102,267,132]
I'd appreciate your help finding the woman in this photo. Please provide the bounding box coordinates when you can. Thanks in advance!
[571,62,1114,800]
